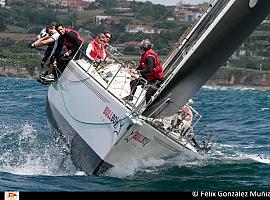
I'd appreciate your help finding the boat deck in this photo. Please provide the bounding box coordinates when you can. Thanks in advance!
[75,59,147,110]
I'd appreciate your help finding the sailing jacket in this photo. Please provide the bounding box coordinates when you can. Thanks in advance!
[54,28,84,59]
[139,49,164,81]
[86,37,105,61]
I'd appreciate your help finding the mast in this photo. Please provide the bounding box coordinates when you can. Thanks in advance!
[142,0,270,118]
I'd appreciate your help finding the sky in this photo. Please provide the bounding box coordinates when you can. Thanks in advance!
[137,0,210,6]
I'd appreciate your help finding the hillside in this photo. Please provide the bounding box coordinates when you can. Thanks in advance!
[0,2,269,88]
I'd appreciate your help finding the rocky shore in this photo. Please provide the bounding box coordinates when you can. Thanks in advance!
[1,66,270,90]
[0,66,36,79]
[206,67,270,90]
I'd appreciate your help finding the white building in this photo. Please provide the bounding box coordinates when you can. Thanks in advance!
[174,9,200,22]
[125,24,161,34]
[0,0,5,7]
[95,15,112,25]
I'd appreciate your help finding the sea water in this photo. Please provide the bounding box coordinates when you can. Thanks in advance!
[0,77,269,192]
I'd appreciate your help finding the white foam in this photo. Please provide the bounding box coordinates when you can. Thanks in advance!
[258,108,269,112]
[104,158,166,178]
[202,85,261,91]
[0,123,76,176]
[19,123,37,144]
[74,171,87,176]
[241,154,270,164]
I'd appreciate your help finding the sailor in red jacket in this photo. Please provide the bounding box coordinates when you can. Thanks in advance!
[42,24,84,82]
[123,39,164,103]
[86,33,106,62]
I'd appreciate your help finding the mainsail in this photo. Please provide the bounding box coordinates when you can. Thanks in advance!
[142,0,270,118]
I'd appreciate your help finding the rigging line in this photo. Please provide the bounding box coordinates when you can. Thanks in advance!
[155,46,175,53]
[117,6,174,54]
[113,1,150,45]
[54,67,134,126]
[133,1,149,18]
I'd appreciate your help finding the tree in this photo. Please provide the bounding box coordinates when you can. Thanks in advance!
[0,8,10,31]
[99,0,118,8]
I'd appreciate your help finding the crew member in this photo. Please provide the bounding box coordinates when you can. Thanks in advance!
[123,39,164,103]
[85,33,106,62]
[29,23,60,81]
[45,24,83,82]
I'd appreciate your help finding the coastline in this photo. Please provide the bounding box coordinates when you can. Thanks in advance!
[0,66,35,79]
[206,67,270,90]
[1,66,270,90]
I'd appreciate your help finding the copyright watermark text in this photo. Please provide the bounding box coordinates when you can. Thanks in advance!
[192,191,270,198]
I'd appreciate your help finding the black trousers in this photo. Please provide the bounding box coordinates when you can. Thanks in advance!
[54,52,81,76]
[130,78,163,103]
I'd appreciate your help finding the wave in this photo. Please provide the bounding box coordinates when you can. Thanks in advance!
[104,157,166,178]
[202,85,268,91]
[0,122,76,176]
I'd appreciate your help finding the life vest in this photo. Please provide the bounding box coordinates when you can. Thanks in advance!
[140,49,164,81]
[88,37,105,61]
[64,28,84,50]
[180,105,193,122]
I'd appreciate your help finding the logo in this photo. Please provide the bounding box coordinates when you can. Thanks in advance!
[125,130,151,147]
[5,192,19,200]
[102,106,126,135]
[102,106,120,128]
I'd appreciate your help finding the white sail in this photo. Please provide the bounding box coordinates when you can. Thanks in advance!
[142,0,270,117]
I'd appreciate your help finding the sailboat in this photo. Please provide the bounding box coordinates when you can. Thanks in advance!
[45,0,270,175]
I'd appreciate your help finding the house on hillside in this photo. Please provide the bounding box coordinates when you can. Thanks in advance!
[174,9,200,22]
[95,15,112,25]
[174,1,206,22]
[39,0,92,10]
[176,1,196,10]
[167,17,175,21]
[125,23,161,34]
[111,0,132,13]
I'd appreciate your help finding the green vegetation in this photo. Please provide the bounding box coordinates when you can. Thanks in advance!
[0,1,269,73]
[0,39,41,75]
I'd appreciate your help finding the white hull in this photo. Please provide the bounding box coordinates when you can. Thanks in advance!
[46,60,202,174]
